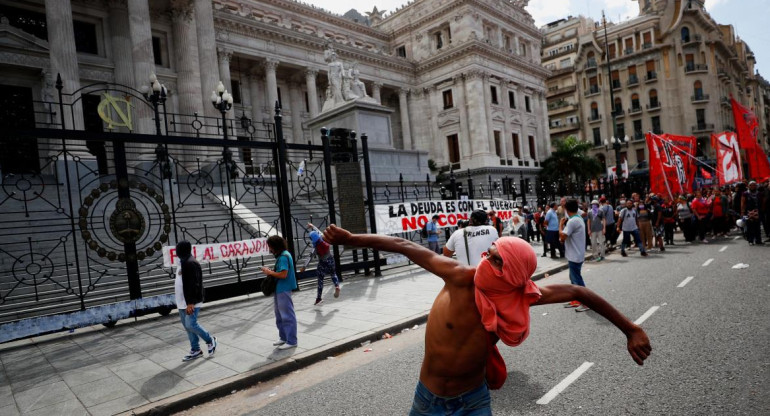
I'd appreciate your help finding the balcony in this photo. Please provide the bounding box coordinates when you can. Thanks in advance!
[549,65,575,77]
[588,114,602,123]
[642,42,653,50]
[628,106,643,115]
[548,101,577,115]
[684,63,708,74]
[550,121,581,133]
[613,108,625,118]
[692,123,714,133]
[611,79,622,90]
[627,74,639,86]
[691,94,710,103]
[682,34,702,47]
[645,71,658,82]
[584,85,601,97]
[633,131,645,141]
[647,101,662,111]
[721,96,731,107]
[718,69,729,79]
[546,84,577,98]
[584,59,598,71]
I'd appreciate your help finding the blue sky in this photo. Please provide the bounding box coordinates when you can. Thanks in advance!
[322,0,768,76]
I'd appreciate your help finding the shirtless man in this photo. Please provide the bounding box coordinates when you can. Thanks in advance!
[323,224,651,415]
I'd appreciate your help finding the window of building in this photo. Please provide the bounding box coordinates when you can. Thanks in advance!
[587,51,597,66]
[528,135,536,159]
[649,89,659,108]
[646,60,657,79]
[494,131,501,157]
[504,35,512,51]
[608,43,616,60]
[631,93,640,110]
[633,119,643,139]
[624,37,634,54]
[636,148,646,163]
[396,45,407,58]
[435,31,444,49]
[681,27,690,43]
[696,108,706,125]
[0,5,48,40]
[231,80,241,104]
[611,70,621,89]
[590,102,599,119]
[616,122,625,139]
[593,127,602,147]
[614,97,623,114]
[685,53,695,70]
[442,89,454,109]
[490,86,499,105]
[525,96,531,112]
[628,65,638,84]
[304,91,310,113]
[643,31,652,48]
[520,41,528,57]
[512,133,521,158]
[560,57,572,68]
[651,115,661,134]
[597,153,607,169]
[508,91,516,109]
[447,134,460,163]
[693,80,703,99]
[277,87,283,108]
[74,20,99,55]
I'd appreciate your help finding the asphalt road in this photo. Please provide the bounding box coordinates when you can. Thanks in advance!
[175,236,770,416]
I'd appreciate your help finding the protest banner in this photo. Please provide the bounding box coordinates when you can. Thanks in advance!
[162,238,271,267]
[374,199,518,235]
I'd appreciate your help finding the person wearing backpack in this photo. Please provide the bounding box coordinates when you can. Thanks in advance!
[262,236,298,350]
[300,223,341,306]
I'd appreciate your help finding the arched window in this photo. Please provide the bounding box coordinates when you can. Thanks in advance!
[590,102,599,119]
[614,97,623,114]
[649,89,659,108]
[587,51,596,66]
[693,81,703,99]
[681,27,690,43]
[631,93,640,110]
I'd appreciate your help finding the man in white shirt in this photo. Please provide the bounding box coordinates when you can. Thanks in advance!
[444,210,499,266]
[559,199,589,312]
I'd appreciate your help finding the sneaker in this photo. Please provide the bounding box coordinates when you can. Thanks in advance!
[334,286,341,298]
[641,251,648,257]
[621,251,628,257]
[575,305,591,313]
[182,349,203,361]
[564,301,580,308]
[541,253,548,257]
[207,336,217,356]
[277,343,297,350]
[314,299,323,306]
[660,246,665,252]
[272,339,286,346]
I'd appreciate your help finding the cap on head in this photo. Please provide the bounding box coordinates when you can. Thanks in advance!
[591,199,599,205]
[599,196,607,202]
[309,230,323,245]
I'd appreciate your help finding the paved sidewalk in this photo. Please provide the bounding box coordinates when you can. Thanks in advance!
[0,251,571,416]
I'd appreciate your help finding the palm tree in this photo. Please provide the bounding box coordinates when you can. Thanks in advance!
[538,136,602,196]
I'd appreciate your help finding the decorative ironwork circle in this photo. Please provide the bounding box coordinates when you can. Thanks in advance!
[242,174,266,195]
[186,170,214,196]
[12,253,54,286]
[2,173,45,202]
[109,198,146,244]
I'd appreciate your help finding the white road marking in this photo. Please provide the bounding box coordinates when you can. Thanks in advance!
[677,276,695,288]
[719,246,727,252]
[734,236,740,240]
[634,306,660,325]
[536,362,594,405]
[702,258,714,267]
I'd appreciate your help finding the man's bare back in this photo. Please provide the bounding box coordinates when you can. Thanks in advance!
[322,225,651,409]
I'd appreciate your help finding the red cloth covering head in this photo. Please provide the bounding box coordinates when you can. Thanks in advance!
[475,237,542,346]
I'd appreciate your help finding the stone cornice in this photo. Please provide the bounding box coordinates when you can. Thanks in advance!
[213,15,416,73]
[416,40,550,78]
[387,0,539,40]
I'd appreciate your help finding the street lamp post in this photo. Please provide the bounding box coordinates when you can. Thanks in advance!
[141,73,166,136]
[210,81,233,141]
[602,11,623,186]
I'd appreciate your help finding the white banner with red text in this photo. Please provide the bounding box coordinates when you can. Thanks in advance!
[162,238,271,267]
[374,199,517,235]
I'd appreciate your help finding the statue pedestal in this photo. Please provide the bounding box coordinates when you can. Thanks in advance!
[307,100,394,149]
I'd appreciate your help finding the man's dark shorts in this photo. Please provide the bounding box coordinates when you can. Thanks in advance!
[409,380,491,415]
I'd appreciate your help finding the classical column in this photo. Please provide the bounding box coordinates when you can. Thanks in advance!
[425,86,440,158]
[372,82,382,104]
[454,74,472,163]
[194,0,220,118]
[249,70,263,125]
[304,69,319,117]
[107,0,134,88]
[398,88,412,150]
[239,73,251,108]
[126,0,155,135]
[288,82,304,143]
[45,0,83,131]
[264,59,279,111]
[482,75,497,159]
[464,71,490,158]
[217,48,233,94]
[171,0,202,119]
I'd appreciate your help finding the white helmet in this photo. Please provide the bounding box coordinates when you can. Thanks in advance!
[736,219,745,228]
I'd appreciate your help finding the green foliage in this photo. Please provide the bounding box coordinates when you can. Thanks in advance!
[427,159,438,172]
[538,136,602,185]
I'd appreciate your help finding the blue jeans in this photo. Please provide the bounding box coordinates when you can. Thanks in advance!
[568,261,585,287]
[621,229,646,254]
[274,291,297,345]
[316,255,340,300]
[179,308,212,351]
[409,381,491,416]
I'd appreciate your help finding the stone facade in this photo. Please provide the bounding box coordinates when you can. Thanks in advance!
[541,0,768,174]
[0,0,551,187]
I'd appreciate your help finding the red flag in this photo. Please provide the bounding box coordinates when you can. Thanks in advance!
[646,132,698,200]
[731,98,770,181]
[701,167,712,180]
[711,132,744,185]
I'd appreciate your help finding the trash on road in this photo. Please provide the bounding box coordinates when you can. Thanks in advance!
[732,263,749,269]
[412,324,419,330]
[382,333,392,339]
[269,393,277,398]
[542,313,548,316]
[364,348,373,352]
[361,340,371,346]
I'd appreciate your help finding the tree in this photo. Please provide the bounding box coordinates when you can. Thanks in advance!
[538,136,602,196]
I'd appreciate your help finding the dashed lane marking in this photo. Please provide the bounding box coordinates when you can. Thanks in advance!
[677,276,695,288]
[702,258,714,267]
[634,306,660,325]
[719,246,727,252]
[536,362,594,405]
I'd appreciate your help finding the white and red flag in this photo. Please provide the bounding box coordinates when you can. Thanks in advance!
[646,132,698,200]
[710,132,743,186]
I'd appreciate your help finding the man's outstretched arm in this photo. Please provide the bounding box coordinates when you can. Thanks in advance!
[323,224,473,285]
[533,284,652,365]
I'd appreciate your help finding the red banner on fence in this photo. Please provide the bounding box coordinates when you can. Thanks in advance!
[731,97,770,181]
[646,132,697,200]
[711,132,744,186]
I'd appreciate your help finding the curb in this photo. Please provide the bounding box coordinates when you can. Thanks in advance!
[125,259,576,416]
